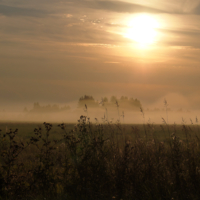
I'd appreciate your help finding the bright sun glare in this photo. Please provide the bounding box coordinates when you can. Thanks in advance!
[124,14,159,47]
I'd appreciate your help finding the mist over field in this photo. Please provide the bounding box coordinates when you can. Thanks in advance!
[0,94,199,124]
[1,109,199,124]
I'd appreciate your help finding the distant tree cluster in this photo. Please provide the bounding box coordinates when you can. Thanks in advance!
[25,95,141,113]
[29,102,70,113]
[118,96,142,109]
[78,95,142,110]
[78,95,99,108]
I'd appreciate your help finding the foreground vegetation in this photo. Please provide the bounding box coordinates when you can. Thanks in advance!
[0,115,200,200]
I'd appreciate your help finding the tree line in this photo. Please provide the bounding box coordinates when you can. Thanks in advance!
[78,95,142,110]
[24,95,142,113]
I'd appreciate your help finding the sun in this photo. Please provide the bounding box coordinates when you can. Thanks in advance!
[124,14,159,47]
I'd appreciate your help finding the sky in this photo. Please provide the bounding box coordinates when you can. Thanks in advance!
[1,0,200,112]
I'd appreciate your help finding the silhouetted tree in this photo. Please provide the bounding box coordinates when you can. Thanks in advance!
[103,97,108,103]
[78,95,99,108]
[110,96,117,103]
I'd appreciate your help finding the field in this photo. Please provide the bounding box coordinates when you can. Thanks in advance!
[0,116,200,200]
[0,119,199,143]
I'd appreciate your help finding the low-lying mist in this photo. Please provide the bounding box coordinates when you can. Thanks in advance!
[0,94,199,124]
[0,108,199,125]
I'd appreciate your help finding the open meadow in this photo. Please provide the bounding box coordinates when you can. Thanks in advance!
[0,113,200,200]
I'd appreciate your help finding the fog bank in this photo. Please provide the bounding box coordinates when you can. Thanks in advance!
[0,108,199,125]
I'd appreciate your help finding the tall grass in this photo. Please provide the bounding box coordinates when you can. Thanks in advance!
[0,114,200,199]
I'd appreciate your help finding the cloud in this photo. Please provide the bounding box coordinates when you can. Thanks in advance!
[192,3,200,14]
[159,28,200,41]
[64,14,73,18]
[157,27,200,49]
[79,1,167,13]
[74,0,200,15]
[105,23,126,28]
[0,4,50,17]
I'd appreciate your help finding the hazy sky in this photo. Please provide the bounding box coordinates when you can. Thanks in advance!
[1,0,200,110]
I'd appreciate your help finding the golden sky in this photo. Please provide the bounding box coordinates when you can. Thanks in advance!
[1,0,200,110]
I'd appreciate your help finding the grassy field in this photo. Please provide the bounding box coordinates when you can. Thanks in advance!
[0,116,200,200]
[0,120,199,143]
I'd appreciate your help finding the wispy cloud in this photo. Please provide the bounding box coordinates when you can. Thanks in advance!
[157,27,200,48]
[0,4,50,17]
[192,3,200,14]
[79,1,167,13]
[105,23,127,28]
